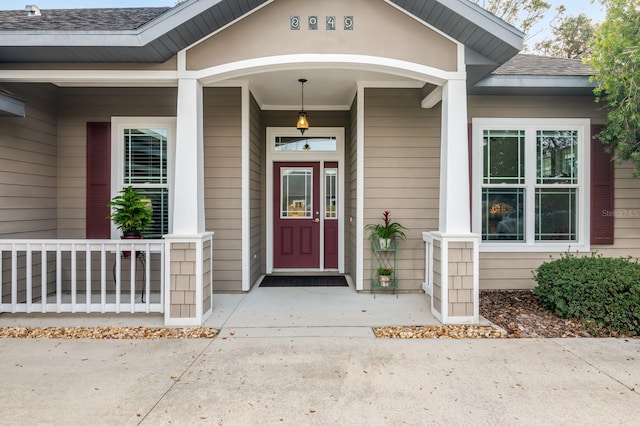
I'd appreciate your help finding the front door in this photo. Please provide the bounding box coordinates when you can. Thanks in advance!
[267,127,344,273]
[273,162,320,268]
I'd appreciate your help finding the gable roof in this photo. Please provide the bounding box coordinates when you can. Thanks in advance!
[0,0,522,69]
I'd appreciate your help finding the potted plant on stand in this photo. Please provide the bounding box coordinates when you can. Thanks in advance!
[377,267,393,287]
[365,210,407,249]
[108,186,153,257]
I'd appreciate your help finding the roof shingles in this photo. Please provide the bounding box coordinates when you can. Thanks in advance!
[494,54,593,76]
[0,7,170,31]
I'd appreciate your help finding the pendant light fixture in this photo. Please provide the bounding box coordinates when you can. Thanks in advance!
[296,78,309,135]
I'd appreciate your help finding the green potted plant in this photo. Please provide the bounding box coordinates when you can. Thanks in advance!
[108,185,153,238]
[365,210,407,249]
[377,266,393,287]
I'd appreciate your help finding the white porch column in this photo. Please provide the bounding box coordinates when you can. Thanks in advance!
[164,78,208,326]
[439,79,470,234]
[173,78,205,235]
[427,79,480,324]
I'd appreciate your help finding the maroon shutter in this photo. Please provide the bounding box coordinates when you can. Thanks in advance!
[590,124,614,245]
[86,122,111,239]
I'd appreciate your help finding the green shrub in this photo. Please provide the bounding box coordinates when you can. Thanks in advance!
[533,253,640,336]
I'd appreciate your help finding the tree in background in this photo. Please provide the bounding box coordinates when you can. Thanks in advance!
[534,12,598,59]
[469,0,552,42]
[589,0,640,173]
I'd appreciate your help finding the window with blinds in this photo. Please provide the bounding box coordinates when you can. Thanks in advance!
[122,127,169,239]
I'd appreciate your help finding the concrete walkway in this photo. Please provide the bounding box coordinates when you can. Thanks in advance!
[1,287,639,425]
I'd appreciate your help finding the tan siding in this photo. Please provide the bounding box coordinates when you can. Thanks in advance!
[363,88,440,290]
[468,96,607,121]
[249,95,264,288]
[203,87,243,292]
[56,87,177,238]
[0,83,58,238]
[187,0,456,72]
[347,99,358,280]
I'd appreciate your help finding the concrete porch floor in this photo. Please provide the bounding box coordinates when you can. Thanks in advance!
[0,280,459,335]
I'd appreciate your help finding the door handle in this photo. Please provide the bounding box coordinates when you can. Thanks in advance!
[314,218,320,223]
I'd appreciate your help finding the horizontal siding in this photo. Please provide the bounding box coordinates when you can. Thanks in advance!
[249,95,264,288]
[363,88,440,290]
[347,99,357,282]
[0,83,58,238]
[56,87,177,239]
[203,87,242,292]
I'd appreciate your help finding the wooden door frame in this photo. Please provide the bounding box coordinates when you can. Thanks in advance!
[266,127,345,273]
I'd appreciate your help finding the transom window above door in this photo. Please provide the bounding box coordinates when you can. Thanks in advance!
[275,136,337,152]
[472,118,590,252]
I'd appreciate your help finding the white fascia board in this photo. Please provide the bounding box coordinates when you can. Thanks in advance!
[0,70,178,86]
[475,75,595,89]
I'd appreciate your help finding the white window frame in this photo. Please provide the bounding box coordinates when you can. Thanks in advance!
[472,118,591,253]
[110,117,176,239]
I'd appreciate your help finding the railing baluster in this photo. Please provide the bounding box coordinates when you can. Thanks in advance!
[56,246,62,313]
[71,243,77,313]
[115,244,121,313]
[100,244,106,313]
[26,243,32,313]
[85,244,92,313]
[41,245,47,313]
[11,244,17,313]
[145,243,151,313]
[130,243,136,314]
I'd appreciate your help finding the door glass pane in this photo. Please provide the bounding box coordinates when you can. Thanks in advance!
[482,188,525,241]
[537,130,578,184]
[275,136,337,152]
[535,188,577,240]
[281,168,312,218]
[123,128,167,184]
[325,169,337,219]
[483,130,525,184]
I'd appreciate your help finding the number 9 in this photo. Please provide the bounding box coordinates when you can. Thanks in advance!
[344,16,353,30]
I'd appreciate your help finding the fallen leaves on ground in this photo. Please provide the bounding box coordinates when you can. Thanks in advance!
[479,290,592,338]
[373,324,503,339]
[0,326,219,339]
[374,290,595,339]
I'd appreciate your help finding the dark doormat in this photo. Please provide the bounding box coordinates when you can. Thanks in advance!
[260,275,348,287]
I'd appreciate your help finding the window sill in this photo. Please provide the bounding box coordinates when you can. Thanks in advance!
[479,242,590,253]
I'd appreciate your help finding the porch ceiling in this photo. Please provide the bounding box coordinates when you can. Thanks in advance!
[247,68,424,111]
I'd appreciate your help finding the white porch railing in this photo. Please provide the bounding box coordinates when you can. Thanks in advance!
[0,240,164,314]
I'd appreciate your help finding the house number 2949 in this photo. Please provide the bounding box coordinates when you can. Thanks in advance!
[290,16,354,31]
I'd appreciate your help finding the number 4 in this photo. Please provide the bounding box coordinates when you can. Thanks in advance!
[326,16,335,30]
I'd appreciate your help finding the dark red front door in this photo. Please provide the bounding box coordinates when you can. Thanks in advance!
[274,162,320,268]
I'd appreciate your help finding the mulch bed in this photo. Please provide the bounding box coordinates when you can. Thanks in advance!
[479,290,592,338]
[0,326,218,339]
[374,290,594,339]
